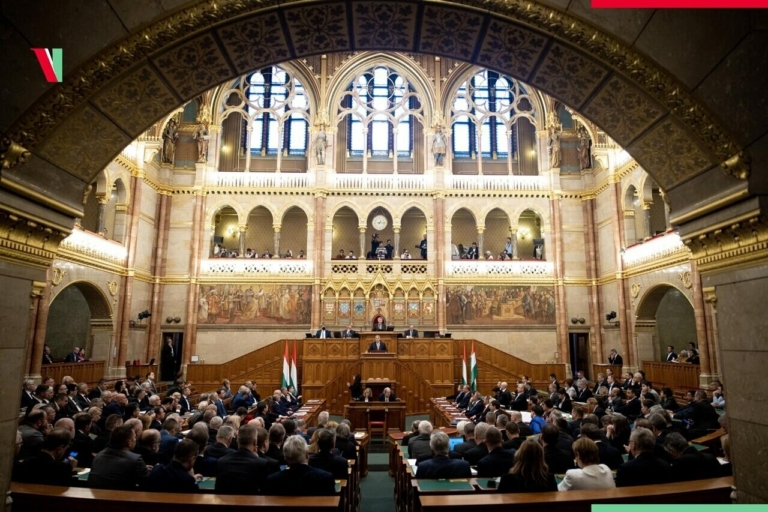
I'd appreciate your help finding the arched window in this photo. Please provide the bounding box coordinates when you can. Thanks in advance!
[450,70,536,161]
[221,66,309,157]
[339,66,422,158]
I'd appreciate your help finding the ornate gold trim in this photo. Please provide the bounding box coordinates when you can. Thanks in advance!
[670,188,750,226]
[0,134,31,169]
[685,214,768,274]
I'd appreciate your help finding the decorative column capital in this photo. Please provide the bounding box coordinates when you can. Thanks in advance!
[0,133,31,169]
[273,224,282,233]
[238,224,247,232]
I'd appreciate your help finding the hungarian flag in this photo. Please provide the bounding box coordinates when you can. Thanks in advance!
[290,341,299,393]
[461,341,468,387]
[281,341,291,389]
[470,342,478,392]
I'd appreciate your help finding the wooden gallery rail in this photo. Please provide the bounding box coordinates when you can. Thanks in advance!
[39,361,106,386]
[642,361,701,390]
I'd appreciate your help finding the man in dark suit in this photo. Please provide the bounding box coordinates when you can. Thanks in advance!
[88,379,107,400]
[496,382,513,408]
[369,335,387,352]
[407,421,433,460]
[315,325,331,339]
[134,429,161,466]
[614,387,641,420]
[372,317,387,331]
[266,436,336,496]
[178,387,192,416]
[20,379,36,410]
[144,439,199,493]
[341,324,357,338]
[476,427,515,477]
[309,428,350,479]
[541,424,573,475]
[575,379,593,402]
[158,418,182,464]
[70,412,96,468]
[665,345,678,362]
[665,432,722,481]
[216,424,272,494]
[75,383,91,410]
[467,242,479,259]
[502,422,524,450]
[334,423,357,460]
[64,347,80,363]
[161,337,176,382]
[416,431,471,479]
[456,385,471,409]
[510,383,528,411]
[615,427,672,487]
[404,324,419,338]
[453,422,477,456]
[463,423,490,466]
[207,425,236,460]
[674,390,720,438]
[581,424,623,469]
[608,348,623,366]
[265,423,286,465]
[89,425,150,490]
[13,428,75,486]
[508,411,533,439]
[464,392,485,421]
[379,387,397,401]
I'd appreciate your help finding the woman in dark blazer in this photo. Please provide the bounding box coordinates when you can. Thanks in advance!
[347,374,363,400]
[498,440,557,493]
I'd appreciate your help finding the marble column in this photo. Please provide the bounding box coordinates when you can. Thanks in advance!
[642,204,652,239]
[691,261,712,384]
[23,283,42,377]
[312,193,326,329]
[239,225,246,256]
[146,193,171,362]
[29,273,52,380]
[359,227,366,259]
[551,196,569,369]
[393,227,401,260]
[703,290,720,381]
[96,196,108,235]
[510,229,519,260]
[433,194,446,332]
[183,191,204,367]
[609,180,632,369]
[273,225,281,257]
[582,198,603,359]
[477,228,485,256]
[117,172,143,369]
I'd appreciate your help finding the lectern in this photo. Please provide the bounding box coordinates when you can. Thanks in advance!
[345,401,406,434]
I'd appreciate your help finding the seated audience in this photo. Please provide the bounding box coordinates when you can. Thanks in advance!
[558,437,615,491]
[580,423,623,470]
[89,425,149,490]
[215,424,272,494]
[134,429,161,466]
[615,427,672,487]
[70,412,96,468]
[207,425,236,460]
[453,422,477,456]
[401,419,421,447]
[266,423,286,465]
[540,423,573,475]
[476,426,515,477]
[158,417,181,463]
[464,423,490,466]
[665,432,722,481]
[503,421,524,451]
[13,428,75,486]
[408,421,433,461]
[416,431,471,479]
[266,435,336,496]
[335,423,357,460]
[309,428,350,479]
[498,439,558,493]
[18,409,48,460]
[606,415,631,452]
[144,439,200,493]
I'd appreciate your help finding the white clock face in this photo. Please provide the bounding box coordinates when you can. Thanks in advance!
[372,215,388,230]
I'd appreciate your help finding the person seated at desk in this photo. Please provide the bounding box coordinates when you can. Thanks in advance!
[369,335,387,352]
[372,316,387,331]
[379,387,397,402]
[309,428,350,479]
[664,431,722,482]
[266,436,336,496]
[476,426,516,477]
[89,425,150,490]
[615,427,672,487]
[315,325,332,339]
[144,439,200,493]
[558,437,615,491]
[498,439,557,493]
[416,431,471,479]
[13,428,76,486]
[404,324,419,338]
[356,387,374,402]
[408,421,433,460]
[215,424,274,494]
[341,324,358,338]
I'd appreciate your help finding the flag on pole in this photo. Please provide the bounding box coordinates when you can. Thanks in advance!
[461,341,468,387]
[290,341,299,393]
[281,341,291,388]
[470,341,478,392]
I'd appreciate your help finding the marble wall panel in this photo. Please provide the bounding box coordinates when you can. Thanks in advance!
[449,329,558,364]
[564,286,590,323]
[195,329,310,364]
[596,223,616,275]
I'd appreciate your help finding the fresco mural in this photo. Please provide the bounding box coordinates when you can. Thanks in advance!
[446,285,556,325]
[197,284,312,324]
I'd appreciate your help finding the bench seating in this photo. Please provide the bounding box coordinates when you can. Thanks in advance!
[417,477,733,512]
[10,483,340,512]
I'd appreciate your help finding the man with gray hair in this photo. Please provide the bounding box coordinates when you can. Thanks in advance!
[454,422,477,456]
[415,431,471,478]
[307,411,329,438]
[266,435,335,496]
[407,420,433,460]
[464,422,491,465]
[615,427,672,487]
[207,424,236,459]
[215,424,272,494]
[665,431,721,481]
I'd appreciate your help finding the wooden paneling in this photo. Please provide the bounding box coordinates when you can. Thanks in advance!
[40,361,105,386]
[643,361,701,390]
[592,363,621,381]
[125,363,158,381]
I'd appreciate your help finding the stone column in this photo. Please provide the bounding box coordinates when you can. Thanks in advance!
[312,192,326,329]
[582,197,603,359]
[608,179,632,369]
[393,227,401,260]
[691,261,712,385]
[433,193,446,332]
[703,288,720,381]
[359,227,366,259]
[477,227,485,257]
[551,195,569,369]
[244,125,252,172]
[642,203,652,239]
[392,128,399,174]
[28,277,50,380]
[96,196,108,235]
[273,224,281,257]
[183,191,205,367]
[239,225,247,256]
[510,229,519,260]
[117,172,144,370]
[146,193,171,362]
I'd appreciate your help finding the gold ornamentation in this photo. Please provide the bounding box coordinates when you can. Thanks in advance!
[721,152,750,180]
[678,271,692,289]
[684,215,768,273]
[52,267,66,286]
[0,134,31,169]
[630,283,641,299]
[702,286,717,306]
[107,280,119,297]
[0,210,69,270]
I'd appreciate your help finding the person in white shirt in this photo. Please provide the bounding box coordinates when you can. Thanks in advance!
[401,250,412,259]
[558,437,615,491]
[346,251,357,260]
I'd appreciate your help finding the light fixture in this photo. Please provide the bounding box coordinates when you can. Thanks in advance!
[530,149,536,156]
[221,145,230,153]
[517,227,530,239]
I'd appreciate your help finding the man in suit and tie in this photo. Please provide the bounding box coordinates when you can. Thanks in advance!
[341,324,357,338]
[608,348,623,366]
[453,422,477,456]
[615,427,672,487]
[89,425,150,490]
[21,379,36,410]
[613,387,641,420]
[64,347,80,363]
[266,435,336,496]
[497,381,512,408]
[315,325,331,339]
[467,242,479,259]
[309,428,350,479]
[476,426,515,477]
[575,379,593,402]
[464,392,485,421]
[456,385,471,409]
[665,345,678,362]
[161,337,176,382]
[369,334,387,352]
[510,383,528,411]
[605,375,618,395]
[216,424,274,494]
[74,383,91,410]
[404,324,418,338]
[416,431,471,479]
[379,387,397,402]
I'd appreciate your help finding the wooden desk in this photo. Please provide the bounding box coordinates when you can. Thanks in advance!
[345,401,406,433]
[293,399,326,427]
[359,332,398,356]
[361,353,396,381]
[360,379,397,399]
[429,398,464,428]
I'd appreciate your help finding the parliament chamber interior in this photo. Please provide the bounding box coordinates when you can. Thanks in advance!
[1,1,766,510]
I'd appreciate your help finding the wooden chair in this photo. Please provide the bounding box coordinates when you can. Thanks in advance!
[368,408,388,443]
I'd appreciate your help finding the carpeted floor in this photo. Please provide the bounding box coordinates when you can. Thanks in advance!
[360,471,397,512]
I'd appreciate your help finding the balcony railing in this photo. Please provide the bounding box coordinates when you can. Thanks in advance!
[328,173,431,191]
[328,260,432,275]
[59,228,128,265]
[201,259,313,275]
[622,231,689,268]
[445,174,546,191]
[445,260,554,277]
[205,172,313,189]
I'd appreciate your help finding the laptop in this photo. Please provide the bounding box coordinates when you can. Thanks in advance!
[386,326,394,331]
[333,331,342,338]
[449,437,463,451]
[305,333,313,338]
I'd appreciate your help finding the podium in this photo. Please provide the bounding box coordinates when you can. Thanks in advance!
[359,331,398,356]
[361,352,396,380]
[345,401,406,434]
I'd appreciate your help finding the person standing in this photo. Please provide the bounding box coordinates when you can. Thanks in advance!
[161,337,176,382]
[665,346,678,362]
[607,349,623,366]
[417,234,427,259]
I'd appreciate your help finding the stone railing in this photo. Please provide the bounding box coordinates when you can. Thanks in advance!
[328,172,431,191]
[205,172,313,189]
[622,231,690,268]
[59,228,128,265]
[445,260,554,277]
[445,174,546,191]
[329,260,431,275]
[201,259,312,275]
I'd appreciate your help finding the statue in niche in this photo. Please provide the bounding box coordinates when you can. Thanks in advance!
[161,118,179,164]
[577,125,591,170]
[547,121,562,169]
[314,125,328,165]
[195,121,210,163]
[432,126,446,166]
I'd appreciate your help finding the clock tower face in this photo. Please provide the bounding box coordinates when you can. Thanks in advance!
[372,214,388,230]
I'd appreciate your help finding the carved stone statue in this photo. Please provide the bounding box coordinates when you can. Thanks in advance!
[548,123,562,169]
[161,119,179,164]
[195,122,210,163]
[432,126,446,166]
[577,125,591,170]
[314,126,328,166]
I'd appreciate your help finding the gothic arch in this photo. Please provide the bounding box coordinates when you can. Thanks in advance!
[245,203,279,223]
[396,202,432,228]
[638,172,656,206]
[636,283,693,321]
[49,280,113,319]
[276,201,314,226]
[206,200,245,227]
[327,202,364,227]
[510,203,550,229]
[362,201,397,225]
[445,204,479,225]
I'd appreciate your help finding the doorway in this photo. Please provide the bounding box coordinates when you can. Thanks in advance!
[569,332,590,379]
[161,332,184,382]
